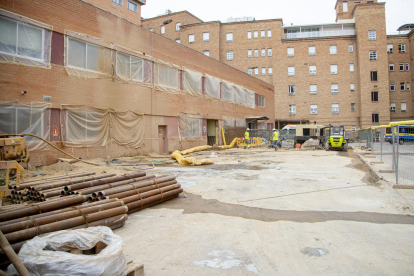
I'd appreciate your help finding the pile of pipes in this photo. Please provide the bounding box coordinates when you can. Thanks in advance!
[0,171,182,267]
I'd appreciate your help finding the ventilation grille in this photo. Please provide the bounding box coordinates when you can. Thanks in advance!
[43,96,52,102]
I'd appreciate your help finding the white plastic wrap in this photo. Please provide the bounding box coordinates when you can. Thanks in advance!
[115,51,152,86]
[204,74,220,100]
[0,102,51,151]
[178,113,203,141]
[223,116,235,128]
[154,60,181,94]
[246,89,256,109]
[234,85,247,106]
[236,118,246,127]
[7,226,127,276]
[183,67,202,96]
[221,81,235,103]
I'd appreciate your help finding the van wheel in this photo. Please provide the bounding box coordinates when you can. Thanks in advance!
[399,139,404,145]
[343,143,348,151]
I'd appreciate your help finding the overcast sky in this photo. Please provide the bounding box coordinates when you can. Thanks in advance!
[142,0,414,33]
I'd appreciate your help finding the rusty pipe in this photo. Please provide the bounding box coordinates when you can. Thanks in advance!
[126,188,183,212]
[0,231,30,276]
[9,171,96,189]
[122,184,181,205]
[127,194,179,214]
[107,180,177,200]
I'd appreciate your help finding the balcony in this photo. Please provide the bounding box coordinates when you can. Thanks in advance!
[284,30,356,39]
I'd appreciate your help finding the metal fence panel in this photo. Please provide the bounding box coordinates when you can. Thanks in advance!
[395,126,414,185]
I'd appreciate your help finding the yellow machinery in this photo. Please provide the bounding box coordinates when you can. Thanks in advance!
[0,136,29,201]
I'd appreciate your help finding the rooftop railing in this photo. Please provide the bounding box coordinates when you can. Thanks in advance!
[284,30,356,39]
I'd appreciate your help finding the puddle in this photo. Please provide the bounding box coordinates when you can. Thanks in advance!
[205,164,267,171]
[154,193,414,225]
[302,247,329,257]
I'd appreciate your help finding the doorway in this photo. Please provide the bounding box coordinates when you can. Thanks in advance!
[158,125,168,154]
[207,120,217,146]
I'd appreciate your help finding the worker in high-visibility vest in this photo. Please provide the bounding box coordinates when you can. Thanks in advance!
[272,128,279,150]
[244,128,250,149]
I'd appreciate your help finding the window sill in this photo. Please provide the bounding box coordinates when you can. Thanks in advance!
[226,41,233,43]
[310,93,317,95]
[288,74,295,77]
[289,94,296,96]
[331,73,338,75]
[332,113,339,115]
[371,101,379,103]
[203,40,210,42]
[309,74,316,76]
[402,111,407,112]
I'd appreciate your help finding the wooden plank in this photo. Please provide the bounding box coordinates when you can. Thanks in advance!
[126,261,144,276]
[379,170,395,173]
[393,185,414,189]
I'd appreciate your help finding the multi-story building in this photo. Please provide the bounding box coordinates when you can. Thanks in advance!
[142,0,413,129]
[0,0,275,165]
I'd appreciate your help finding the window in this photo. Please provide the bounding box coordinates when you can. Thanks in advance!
[262,67,266,75]
[372,113,379,123]
[407,83,411,91]
[226,33,233,42]
[254,31,258,38]
[343,1,348,12]
[189,34,194,43]
[350,63,355,72]
[261,30,265,38]
[289,105,296,115]
[389,63,394,71]
[330,45,337,55]
[351,103,356,112]
[248,49,252,57]
[116,52,145,81]
[399,63,404,71]
[309,65,316,75]
[370,71,378,81]
[176,23,181,31]
[226,51,233,60]
[267,29,272,37]
[352,126,357,132]
[268,48,272,56]
[288,66,295,76]
[203,50,209,57]
[175,39,180,44]
[287,47,294,57]
[399,43,406,53]
[67,37,103,72]
[387,44,393,53]
[401,102,407,112]
[368,30,376,40]
[203,32,209,41]
[331,64,338,74]
[406,63,410,71]
[160,26,165,34]
[371,91,379,102]
[309,46,316,55]
[0,15,47,62]
[310,104,318,114]
[258,95,265,107]
[288,85,296,95]
[390,83,395,91]
[112,0,122,5]
[128,1,138,12]
[247,31,252,39]
[261,48,265,57]
[369,50,377,60]
[332,104,339,114]
[268,67,273,75]
[390,102,396,112]
[254,49,258,57]
[248,68,252,75]
[331,84,339,93]
[400,82,405,90]
[350,83,355,91]
[255,68,259,75]
[310,84,317,94]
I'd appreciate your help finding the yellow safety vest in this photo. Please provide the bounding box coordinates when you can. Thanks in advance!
[245,132,250,139]
[273,131,279,141]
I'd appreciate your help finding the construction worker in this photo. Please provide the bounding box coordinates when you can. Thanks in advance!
[272,128,279,150]
[244,128,250,149]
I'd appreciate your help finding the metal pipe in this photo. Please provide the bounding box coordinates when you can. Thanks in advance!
[126,188,183,212]
[9,171,96,189]
[122,184,181,205]
[107,180,177,200]
[0,231,30,276]
[127,194,179,214]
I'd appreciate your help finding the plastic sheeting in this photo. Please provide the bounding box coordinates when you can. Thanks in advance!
[115,51,152,86]
[234,85,247,106]
[246,89,256,109]
[0,102,51,151]
[223,116,235,128]
[154,60,181,94]
[236,118,246,127]
[221,81,235,103]
[61,105,144,148]
[178,113,203,141]
[183,67,202,96]
[6,226,126,276]
[204,74,221,100]
[0,11,52,68]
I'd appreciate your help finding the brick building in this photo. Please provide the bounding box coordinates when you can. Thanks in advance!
[142,0,413,129]
[0,0,275,165]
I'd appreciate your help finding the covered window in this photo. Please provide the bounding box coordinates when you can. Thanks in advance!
[189,34,194,43]
[371,91,379,101]
[183,67,203,96]
[154,63,180,93]
[226,51,233,60]
[268,48,272,56]
[203,32,209,41]
[351,103,356,112]
[258,95,265,107]
[261,48,265,56]
[203,50,209,56]
[67,37,104,72]
[115,52,148,82]
[267,29,272,37]
[261,30,265,38]
[287,47,294,57]
[349,44,353,52]
[288,66,295,76]
[309,65,316,75]
[387,44,393,53]
[310,84,317,94]
[369,50,377,60]
[401,102,407,112]
[247,31,252,39]
[370,71,378,81]
[331,84,339,93]
[226,33,233,42]
[268,67,273,75]
[128,1,138,12]
[248,49,252,57]
[368,30,376,40]
[330,45,337,55]
[350,83,355,91]
[288,85,296,95]
[310,104,318,114]
[350,63,354,72]
[390,102,396,112]
[254,30,258,38]
[176,23,181,31]
[389,63,394,71]
[332,104,339,114]
[309,46,316,55]
[289,105,296,115]
[372,113,379,123]
[331,64,338,74]
[398,43,405,53]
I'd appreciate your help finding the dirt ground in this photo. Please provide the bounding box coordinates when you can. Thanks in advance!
[29,147,414,275]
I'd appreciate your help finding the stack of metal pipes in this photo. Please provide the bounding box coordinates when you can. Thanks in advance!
[0,171,182,267]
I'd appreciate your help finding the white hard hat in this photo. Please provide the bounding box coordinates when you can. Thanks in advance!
[273,128,276,131]
[247,128,250,131]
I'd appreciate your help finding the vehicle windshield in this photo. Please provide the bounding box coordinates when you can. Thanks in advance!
[386,128,391,134]
[331,127,343,135]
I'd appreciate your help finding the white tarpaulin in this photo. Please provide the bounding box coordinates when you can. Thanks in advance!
[178,113,203,141]
[0,102,51,151]
[61,105,144,148]
[204,74,220,100]
[183,67,202,96]
[221,81,235,103]
[234,85,247,106]
[246,89,256,109]
[154,60,181,94]
[115,51,152,86]
[236,118,246,127]
[222,116,235,128]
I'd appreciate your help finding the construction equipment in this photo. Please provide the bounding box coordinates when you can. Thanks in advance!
[0,136,30,202]
[322,125,349,151]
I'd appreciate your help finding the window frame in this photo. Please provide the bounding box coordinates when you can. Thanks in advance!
[350,83,355,91]
[331,64,338,74]
[401,102,407,112]
[247,31,252,39]
[175,39,180,44]
[351,103,356,112]
[400,82,405,91]
[288,85,296,95]
[258,95,265,107]
[407,82,410,91]
[226,51,233,61]
[261,67,266,76]
[369,50,377,60]
[261,48,265,57]
[267,29,272,37]
[398,43,406,53]
[203,50,209,57]
[310,104,318,114]
[247,49,252,58]
[160,25,165,34]
[368,30,376,40]
[248,68,252,76]
[127,1,138,12]
[390,83,395,91]
[372,113,379,123]
[309,46,316,56]
[287,47,294,57]
[406,63,410,71]
[332,104,339,114]
[176,22,181,31]
[390,102,396,112]
[288,66,295,76]
[349,44,353,52]
[330,45,337,55]
[370,71,378,81]
[226,32,233,42]
[309,65,316,75]
[115,51,144,81]
[254,49,258,57]
[399,63,404,71]
[67,37,104,72]
[203,32,210,42]
[331,83,339,93]
[289,104,296,115]
[268,48,272,56]
[350,63,354,72]
[268,67,273,75]
[371,91,379,102]
[261,30,265,38]
[189,34,195,43]
[254,68,259,75]
[310,84,317,94]
[387,44,393,53]
[112,0,123,6]
[389,63,394,71]
[343,1,348,12]
[254,30,258,39]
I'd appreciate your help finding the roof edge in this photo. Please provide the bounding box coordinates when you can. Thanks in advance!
[142,10,203,23]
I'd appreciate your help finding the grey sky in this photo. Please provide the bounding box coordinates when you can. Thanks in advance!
[142,0,414,33]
